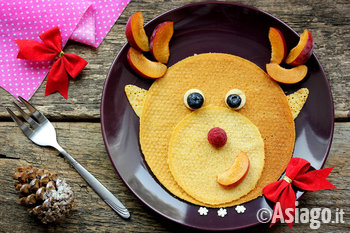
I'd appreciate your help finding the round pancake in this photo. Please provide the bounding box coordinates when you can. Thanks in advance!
[140,53,295,207]
[168,106,265,205]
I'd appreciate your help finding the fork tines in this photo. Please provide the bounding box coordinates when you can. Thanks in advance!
[6,96,46,136]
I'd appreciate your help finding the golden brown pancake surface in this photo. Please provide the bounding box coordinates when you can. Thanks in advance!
[139,53,295,207]
[168,106,265,205]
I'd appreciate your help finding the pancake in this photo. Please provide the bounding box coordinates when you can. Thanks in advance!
[287,88,309,119]
[168,106,265,205]
[125,84,148,117]
[139,53,295,207]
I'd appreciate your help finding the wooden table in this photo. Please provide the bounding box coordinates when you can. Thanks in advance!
[0,0,349,232]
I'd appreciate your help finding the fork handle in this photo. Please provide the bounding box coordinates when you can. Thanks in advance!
[54,144,130,219]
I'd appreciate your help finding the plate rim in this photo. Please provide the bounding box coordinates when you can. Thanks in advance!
[100,1,335,231]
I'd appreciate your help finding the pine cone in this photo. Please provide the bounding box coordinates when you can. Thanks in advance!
[13,164,74,224]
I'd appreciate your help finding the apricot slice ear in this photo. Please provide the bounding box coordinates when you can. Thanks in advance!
[127,47,167,79]
[266,63,308,84]
[125,12,150,52]
[150,21,174,64]
[285,29,313,66]
[268,27,287,64]
[217,151,250,186]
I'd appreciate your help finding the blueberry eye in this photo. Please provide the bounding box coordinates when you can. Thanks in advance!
[227,94,241,108]
[184,89,205,110]
[225,89,246,110]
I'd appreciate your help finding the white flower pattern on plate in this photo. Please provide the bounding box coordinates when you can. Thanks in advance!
[217,208,227,217]
[198,207,208,216]
[235,205,246,213]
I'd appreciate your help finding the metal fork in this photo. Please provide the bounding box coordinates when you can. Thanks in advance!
[6,97,130,219]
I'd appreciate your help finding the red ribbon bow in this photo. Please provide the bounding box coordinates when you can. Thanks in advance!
[263,157,336,228]
[15,26,88,99]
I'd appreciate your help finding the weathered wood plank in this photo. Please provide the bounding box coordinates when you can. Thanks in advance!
[0,0,348,120]
[0,0,349,232]
[0,122,349,232]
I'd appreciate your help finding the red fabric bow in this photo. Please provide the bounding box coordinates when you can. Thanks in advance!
[15,26,87,99]
[263,157,336,228]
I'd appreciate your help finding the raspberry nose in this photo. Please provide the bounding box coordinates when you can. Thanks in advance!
[207,127,227,148]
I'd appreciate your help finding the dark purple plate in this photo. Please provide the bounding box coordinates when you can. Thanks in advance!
[101,2,334,231]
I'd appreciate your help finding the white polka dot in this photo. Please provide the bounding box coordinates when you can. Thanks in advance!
[0,0,130,99]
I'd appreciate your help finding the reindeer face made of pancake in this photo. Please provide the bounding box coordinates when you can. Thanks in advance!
[125,53,308,207]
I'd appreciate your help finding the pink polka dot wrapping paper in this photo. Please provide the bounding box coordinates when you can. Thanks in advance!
[0,0,131,100]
